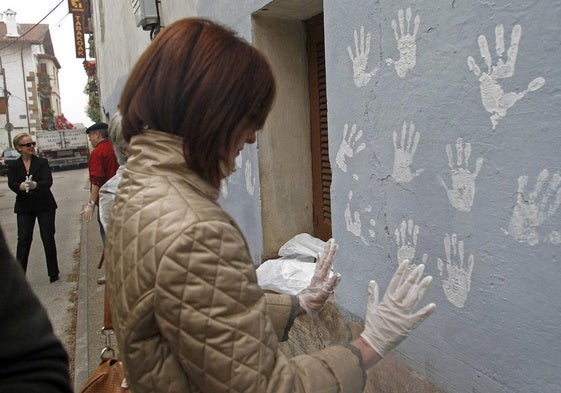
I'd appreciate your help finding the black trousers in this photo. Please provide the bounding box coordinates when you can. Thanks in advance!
[16,210,60,279]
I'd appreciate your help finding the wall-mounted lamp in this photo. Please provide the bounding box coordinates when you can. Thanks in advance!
[130,0,163,39]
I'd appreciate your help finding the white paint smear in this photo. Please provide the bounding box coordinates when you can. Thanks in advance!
[394,218,428,273]
[395,218,419,264]
[437,137,483,212]
[336,123,366,181]
[392,121,423,183]
[245,160,255,196]
[437,233,474,308]
[347,26,378,87]
[504,169,561,246]
[385,7,420,77]
[467,24,545,129]
[344,190,376,245]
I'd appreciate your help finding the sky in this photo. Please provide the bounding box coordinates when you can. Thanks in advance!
[2,0,91,126]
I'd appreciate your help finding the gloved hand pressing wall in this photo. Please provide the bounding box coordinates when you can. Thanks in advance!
[298,238,342,318]
[360,260,435,357]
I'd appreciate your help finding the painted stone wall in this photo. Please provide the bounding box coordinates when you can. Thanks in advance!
[200,0,561,392]
[325,1,560,392]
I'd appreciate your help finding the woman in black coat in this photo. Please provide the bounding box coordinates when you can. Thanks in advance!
[7,133,60,283]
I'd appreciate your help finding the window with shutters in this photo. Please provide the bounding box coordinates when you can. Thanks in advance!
[306,14,332,241]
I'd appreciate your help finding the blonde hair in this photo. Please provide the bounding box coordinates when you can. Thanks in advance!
[108,111,129,165]
[13,132,31,151]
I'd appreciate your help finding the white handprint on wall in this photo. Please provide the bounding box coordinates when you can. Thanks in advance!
[220,177,231,198]
[437,137,484,212]
[548,231,561,244]
[220,181,228,198]
[245,160,256,196]
[394,218,428,273]
[344,190,376,245]
[235,154,243,170]
[385,8,420,78]
[347,26,378,87]
[336,123,366,181]
[467,24,545,129]
[437,233,475,308]
[395,218,419,264]
[220,151,253,198]
[392,121,423,183]
[504,169,561,246]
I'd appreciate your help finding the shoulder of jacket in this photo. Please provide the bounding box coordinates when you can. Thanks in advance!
[156,185,232,229]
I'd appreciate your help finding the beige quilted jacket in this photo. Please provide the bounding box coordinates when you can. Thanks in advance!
[105,130,366,393]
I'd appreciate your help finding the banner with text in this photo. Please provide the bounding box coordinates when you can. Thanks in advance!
[72,12,86,58]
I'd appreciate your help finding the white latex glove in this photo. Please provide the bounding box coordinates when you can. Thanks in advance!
[27,175,37,190]
[298,238,342,317]
[360,260,435,357]
[81,203,95,222]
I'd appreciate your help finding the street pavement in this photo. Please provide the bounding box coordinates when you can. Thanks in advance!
[0,168,105,391]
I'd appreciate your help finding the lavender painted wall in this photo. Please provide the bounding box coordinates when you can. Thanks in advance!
[328,1,560,392]
[202,1,561,391]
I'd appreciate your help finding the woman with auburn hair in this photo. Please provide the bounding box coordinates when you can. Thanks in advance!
[105,18,435,393]
[7,132,60,283]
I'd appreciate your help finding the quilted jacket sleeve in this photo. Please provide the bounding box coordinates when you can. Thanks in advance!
[263,293,299,342]
[154,220,365,393]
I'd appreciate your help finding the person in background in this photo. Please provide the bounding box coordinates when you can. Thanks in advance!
[0,224,72,393]
[99,111,132,232]
[7,133,60,283]
[105,18,436,393]
[81,122,119,285]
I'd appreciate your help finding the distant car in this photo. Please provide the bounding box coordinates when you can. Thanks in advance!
[0,149,20,176]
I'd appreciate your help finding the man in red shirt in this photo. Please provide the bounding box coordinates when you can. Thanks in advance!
[81,122,119,245]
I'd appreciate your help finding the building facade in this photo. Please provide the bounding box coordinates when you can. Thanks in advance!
[88,1,561,392]
[0,9,63,150]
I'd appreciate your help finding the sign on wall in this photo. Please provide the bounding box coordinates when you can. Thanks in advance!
[72,12,86,58]
[68,0,85,13]
[69,0,86,58]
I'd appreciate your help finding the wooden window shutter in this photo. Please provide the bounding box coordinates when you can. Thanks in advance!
[306,15,332,241]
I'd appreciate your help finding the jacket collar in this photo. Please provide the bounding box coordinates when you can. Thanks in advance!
[18,154,40,175]
[95,139,111,148]
[127,129,219,201]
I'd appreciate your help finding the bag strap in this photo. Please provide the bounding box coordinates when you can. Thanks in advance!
[101,251,115,360]
[104,282,112,330]
[97,251,104,269]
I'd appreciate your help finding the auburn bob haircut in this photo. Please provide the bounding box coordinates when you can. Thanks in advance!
[119,18,276,188]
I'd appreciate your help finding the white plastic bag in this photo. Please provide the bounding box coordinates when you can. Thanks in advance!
[256,233,329,295]
[278,233,326,258]
[256,258,317,295]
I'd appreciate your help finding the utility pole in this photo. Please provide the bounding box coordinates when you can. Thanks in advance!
[0,56,13,148]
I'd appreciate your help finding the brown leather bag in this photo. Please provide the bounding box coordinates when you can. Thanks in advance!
[78,283,129,393]
[78,357,127,393]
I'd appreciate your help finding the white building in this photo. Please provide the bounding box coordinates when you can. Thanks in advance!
[0,9,62,151]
